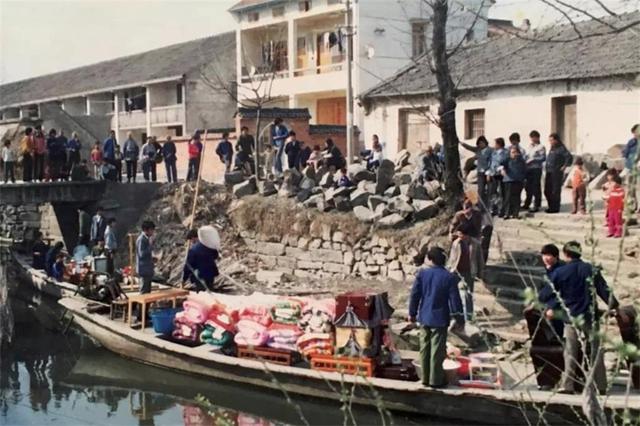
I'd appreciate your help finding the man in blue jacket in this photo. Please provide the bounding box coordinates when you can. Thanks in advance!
[542,241,619,394]
[501,146,527,219]
[409,246,464,388]
[103,130,117,165]
[271,118,288,175]
[215,132,234,173]
[136,220,156,294]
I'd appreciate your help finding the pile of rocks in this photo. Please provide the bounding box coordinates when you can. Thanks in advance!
[226,150,445,228]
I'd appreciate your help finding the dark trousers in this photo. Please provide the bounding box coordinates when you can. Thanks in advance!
[22,154,33,182]
[419,327,448,387]
[106,250,115,275]
[48,158,64,181]
[125,160,137,182]
[142,161,156,181]
[488,176,504,215]
[523,168,542,210]
[3,162,15,183]
[572,184,586,214]
[34,153,45,180]
[187,157,200,181]
[114,160,122,182]
[477,173,489,211]
[544,169,564,213]
[165,159,177,183]
[139,275,152,294]
[504,181,524,217]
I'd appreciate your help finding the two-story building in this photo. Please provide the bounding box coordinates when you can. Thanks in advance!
[0,32,236,150]
[229,0,492,146]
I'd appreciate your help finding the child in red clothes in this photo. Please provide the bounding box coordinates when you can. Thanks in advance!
[605,175,625,238]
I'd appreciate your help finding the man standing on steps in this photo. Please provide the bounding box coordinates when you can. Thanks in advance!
[542,241,619,394]
[103,130,117,169]
[523,130,546,213]
[544,133,572,213]
[447,222,484,321]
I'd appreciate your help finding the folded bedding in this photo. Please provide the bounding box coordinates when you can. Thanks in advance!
[234,319,269,346]
[182,299,211,324]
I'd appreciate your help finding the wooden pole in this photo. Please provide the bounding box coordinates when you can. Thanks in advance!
[128,232,135,291]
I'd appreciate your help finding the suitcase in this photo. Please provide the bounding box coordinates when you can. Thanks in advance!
[336,291,380,321]
[525,308,565,388]
[376,359,419,382]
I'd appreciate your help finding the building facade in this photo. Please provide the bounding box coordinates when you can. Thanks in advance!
[361,13,640,158]
[0,32,236,148]
[229,0,492,144]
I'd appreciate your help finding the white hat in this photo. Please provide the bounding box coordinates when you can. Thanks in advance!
[198,226,220,250]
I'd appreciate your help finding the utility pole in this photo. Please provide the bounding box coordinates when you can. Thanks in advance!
[345,0,354,166]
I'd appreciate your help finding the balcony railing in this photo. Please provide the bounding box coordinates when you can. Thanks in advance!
[118,110,146,129]
[150,104,182,125]
[294,61,345,77]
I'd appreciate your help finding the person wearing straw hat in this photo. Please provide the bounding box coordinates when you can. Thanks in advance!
[182,225,220,292]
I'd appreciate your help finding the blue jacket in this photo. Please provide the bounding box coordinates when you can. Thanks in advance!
[546,143,572,173]
[52,261,65,282]
[32,241,48,270]
[45,245,62,276]
[284,140,301,169]
[622,138,638,170]
[47,136,66,160]
[162,141,177,162]
[271,125,288,148]
[90,214,106,242]
[409,266,464,328]
[182,242,219,285]
[544,259,618,323]
[503,156,527,183]
[135,233,154,277]
[67,138,81,153]
[123,138,139,161]
[215,140,233,162]
[489,148,508,176]
[103,137,116,160]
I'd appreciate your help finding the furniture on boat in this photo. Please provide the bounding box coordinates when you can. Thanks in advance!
[127,289,189,330]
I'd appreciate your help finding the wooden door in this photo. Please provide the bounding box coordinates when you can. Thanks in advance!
[316,34,331,73]
[399,108,429,155]
[317,97,346,125]
[552,96,577,151]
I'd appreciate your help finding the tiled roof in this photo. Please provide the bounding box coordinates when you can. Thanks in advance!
[0,32,235,108]
[362,12,640,100]
[228,0,282,13]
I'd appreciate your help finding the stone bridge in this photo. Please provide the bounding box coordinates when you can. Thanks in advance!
[0,180,161,249]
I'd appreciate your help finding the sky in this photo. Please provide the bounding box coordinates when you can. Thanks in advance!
[0,0,637,84]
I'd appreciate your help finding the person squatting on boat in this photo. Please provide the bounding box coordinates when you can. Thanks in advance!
[182,226,221,292]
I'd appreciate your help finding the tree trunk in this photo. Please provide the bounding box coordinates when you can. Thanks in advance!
[255,108,262,180]
[431,0,464,204]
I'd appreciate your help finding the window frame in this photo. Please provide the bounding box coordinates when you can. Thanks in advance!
[464,108,485,140]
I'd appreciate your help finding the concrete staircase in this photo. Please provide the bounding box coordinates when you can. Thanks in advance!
[475,188,640,341]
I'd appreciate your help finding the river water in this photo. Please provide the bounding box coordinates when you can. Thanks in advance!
[0,250,453,426]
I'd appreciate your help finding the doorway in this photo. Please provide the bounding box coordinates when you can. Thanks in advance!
[551,96,577,151]
[399,108,430,155]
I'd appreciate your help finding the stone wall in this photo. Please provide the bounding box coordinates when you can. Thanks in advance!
[0,204,42,242]
[240,228,422,284]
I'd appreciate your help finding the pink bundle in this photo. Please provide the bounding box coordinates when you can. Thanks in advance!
[297,333,334,357]
[266,324,302,351]
[206,305,239,333]
[172,321,203,343]
[182,299,211,324]
[239,305,272,327]
[234,319,268,347]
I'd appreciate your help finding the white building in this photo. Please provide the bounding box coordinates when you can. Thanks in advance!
[360,12,640,157]
[0,33,236,149]
[229,0,492,143]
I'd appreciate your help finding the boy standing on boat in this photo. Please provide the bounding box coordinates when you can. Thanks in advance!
[409,246,464,388]
[136,221,156,294]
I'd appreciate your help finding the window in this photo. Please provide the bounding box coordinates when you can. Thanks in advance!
[299,0,311,11]
[176,83,183,104]
[411,21,427,58]
[272,6,285,17]
[248,11,259,22]
[464,109,485,140]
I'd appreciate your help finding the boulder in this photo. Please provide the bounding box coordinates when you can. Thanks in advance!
[378,213,406,228]
[375,159,395,195]
[607,144,626,159]
[224,171,245,186]
[296,188,312,203]
[388,196,414,218]
[399,184,410,196]
[350,189,372,207]
[348,164,376,183]
[588,169,609,191]
[303,194,323,208]
[333,186,354,198]
[424,180,442,199]
[283,168,302,187]
[256,270,286,285]
[278,186,298,198]
[316,197,334,212]
[334,196,352,212]
[357,180,377,193]
[393,172,412,186]
[257,180,277,196]
[373,203,389,219]
[319,172,334,188]
[233,177,257,198]
[384,185,400,197]
[353,206,375,223]
[413,199,439,221]
[407,181,430,200]
[394,149,411,169]
[367,195,387,211]
[315,165,329,184]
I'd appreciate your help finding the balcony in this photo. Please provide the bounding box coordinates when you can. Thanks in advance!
[150,104,183,126]
[117,110,146,129]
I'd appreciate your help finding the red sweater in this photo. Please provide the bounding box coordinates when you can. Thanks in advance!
[608,186,625,211]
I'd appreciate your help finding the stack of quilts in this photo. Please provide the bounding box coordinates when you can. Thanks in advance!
[297,298,335,357]
[234,304,272,346]
[201,304,238,348]
[266,299,304,351]
[172,298,211,343]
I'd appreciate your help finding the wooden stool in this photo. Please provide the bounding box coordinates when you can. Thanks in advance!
[111,300,128,321]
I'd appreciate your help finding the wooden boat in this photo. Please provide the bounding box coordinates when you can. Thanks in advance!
[58,296,639,425]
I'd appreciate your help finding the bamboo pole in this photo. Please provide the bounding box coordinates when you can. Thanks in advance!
[128,232,135,290]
